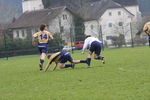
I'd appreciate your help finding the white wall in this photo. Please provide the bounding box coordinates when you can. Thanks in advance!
[125,5,141,21]
[48,10,74,42]
[22,0,44,13]
[12,9,74,43]
[84,20,99,38]
[100,8,133,44]
[84,8,134,45]
[13,29,27,39]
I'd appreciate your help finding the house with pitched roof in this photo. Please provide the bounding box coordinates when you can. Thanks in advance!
[9,6,74,42]
[79,0,137,46]
[113,0,140,17]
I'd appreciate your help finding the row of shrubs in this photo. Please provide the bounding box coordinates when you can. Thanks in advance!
[0,33,63,58]
[104,34,148,48]
[0,33,148,58]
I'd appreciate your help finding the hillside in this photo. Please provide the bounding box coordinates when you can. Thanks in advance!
[0,0,149,24]
[138,0,150,15]
[0,0,22,24]
[43,0,149,16]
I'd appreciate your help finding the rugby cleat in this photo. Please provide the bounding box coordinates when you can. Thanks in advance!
[86,58,91,67]
[86,60,89,67]
[101,57,105,64]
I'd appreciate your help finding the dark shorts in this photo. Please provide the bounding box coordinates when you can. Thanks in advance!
[38,43,48,54]
[60,54,73,63]
[38,47,48,54]
[89,41,101,55]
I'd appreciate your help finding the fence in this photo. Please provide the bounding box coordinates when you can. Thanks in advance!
[0,33,64,58]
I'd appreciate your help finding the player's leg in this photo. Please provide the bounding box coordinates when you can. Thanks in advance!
[71,59,88,68]
[39,47,48,70]
[59,63,65,69]
[65,53,88,66]
[72,60,87,64]
[85,50,92,67]
[38,47,43,70]
[67,54,88,68]
[94,45,105,64]
[39,53,46,70]
[59,54,74,69]
[59,63,75,69]
[86,45,94,67]
[94,53,104,60]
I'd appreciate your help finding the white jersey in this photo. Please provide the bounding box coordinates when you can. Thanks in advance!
[82,37,102,52]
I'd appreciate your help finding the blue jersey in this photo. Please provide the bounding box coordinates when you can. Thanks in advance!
[60,51,69,56]
[59,51,73,63]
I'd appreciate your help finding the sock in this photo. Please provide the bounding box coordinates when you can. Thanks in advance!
[80,60,87,63]
[64,64,72,68]
[87,58,91,66]
[95,56,102,60]
[40,59,44,65]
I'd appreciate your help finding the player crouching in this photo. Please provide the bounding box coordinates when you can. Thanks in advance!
[82,35,105,67]
[45,49,88,71]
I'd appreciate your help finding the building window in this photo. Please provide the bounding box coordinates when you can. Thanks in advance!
[16,30,19,38]
[109,12,112,16]
[118,11,121,16]
[106,36,112,40]
[118,22,123,26]
[108,23,112,28]
[63,14,67,20]
[60,26,64,33]
[91,25,94,30]
[65,15,67,19]
[22,30,25,37]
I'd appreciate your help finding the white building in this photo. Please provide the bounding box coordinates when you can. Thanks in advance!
[9,6,75,43]
[80,0,138,46]
[22,0,44,13]
[113,0,141,21]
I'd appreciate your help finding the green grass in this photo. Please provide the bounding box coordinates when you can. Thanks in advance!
[0,47,150,100]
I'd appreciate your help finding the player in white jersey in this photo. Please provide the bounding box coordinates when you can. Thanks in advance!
[82,35,105,67]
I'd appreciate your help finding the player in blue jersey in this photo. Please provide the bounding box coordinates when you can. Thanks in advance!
[82,35,105,67]
[45,50,88,71]
[32,24,54,71]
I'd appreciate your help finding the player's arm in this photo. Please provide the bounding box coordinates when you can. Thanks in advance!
[143,24,148,33]
[82,39,88,54]
[32,37,36,46]
[48,32,54,40]
[32,33,38,46]
[52,61,58,71]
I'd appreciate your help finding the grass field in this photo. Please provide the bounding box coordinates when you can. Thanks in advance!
[0,47,150,100]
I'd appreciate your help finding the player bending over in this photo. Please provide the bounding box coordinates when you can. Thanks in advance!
[82,35,105,67]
